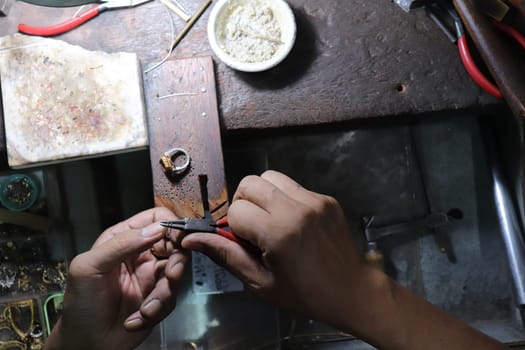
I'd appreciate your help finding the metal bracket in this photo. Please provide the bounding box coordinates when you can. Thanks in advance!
[0,0,12,16]
[392,0,428,12]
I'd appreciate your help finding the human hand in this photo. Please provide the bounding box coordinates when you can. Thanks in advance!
[182,171,508,350]
[181,171,385,333]
[45,207,188,350]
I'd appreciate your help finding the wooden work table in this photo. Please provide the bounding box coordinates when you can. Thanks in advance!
[0,0,499,132]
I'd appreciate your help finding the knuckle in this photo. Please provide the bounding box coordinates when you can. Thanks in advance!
[313,194,340,214]
[261,170,278,178]
[67,254,88,277]
[235,175,259,197]
[227,200,242,218]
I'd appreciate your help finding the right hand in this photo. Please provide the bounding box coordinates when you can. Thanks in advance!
[181,170,389,332]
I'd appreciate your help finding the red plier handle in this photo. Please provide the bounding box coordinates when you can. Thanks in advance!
[457,19,525,100]
[214,217,239,243]
[457,34,503,99]
[18,5,103,36]
[214,217,259,253]
[160,216,260,254]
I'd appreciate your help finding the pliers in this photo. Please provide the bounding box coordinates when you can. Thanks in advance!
[427,0,525,99]
[161,216,243,245]
[18,0,152,37]
[161,213,259,253]
[161,174,258,253]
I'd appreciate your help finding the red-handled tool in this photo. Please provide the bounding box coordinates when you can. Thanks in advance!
[456,18,525,99]
[18,0,152,36]
[427,0,525,99]
[160,216,254,250]
[457,33,503,99]
[161,174,259,254]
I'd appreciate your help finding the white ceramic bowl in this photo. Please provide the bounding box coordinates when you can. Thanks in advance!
[207,0,296,72]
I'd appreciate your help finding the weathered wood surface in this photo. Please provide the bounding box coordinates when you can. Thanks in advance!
[144,56,228,220]
[0,0,498,133]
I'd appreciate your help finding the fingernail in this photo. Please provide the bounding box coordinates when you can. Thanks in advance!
[142,223,163,237]
[142,298,162,317]
[124,317,143,330]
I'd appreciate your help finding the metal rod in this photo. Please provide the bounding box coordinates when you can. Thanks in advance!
[483,121,525,309]
[492,166,525,308]
[170,0,212,52]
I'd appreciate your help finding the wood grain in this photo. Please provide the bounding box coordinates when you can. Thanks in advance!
[144,56,228,220]
[0,0,499,133]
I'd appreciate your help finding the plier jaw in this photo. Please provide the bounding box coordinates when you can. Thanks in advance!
[160,218,215,233]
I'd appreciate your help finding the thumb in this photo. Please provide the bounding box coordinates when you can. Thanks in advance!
[78,222,165,274]
[181,233,272,289]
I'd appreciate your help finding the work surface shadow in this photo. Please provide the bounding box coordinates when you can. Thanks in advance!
[223,113,525,349]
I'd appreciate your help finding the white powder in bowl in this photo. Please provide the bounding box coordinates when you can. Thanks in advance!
[217,0,283,63]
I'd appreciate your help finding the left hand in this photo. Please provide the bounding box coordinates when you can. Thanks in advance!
[45,207,188,350]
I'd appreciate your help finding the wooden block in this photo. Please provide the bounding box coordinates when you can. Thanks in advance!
[144,57,228,219]
[0,34,148,168]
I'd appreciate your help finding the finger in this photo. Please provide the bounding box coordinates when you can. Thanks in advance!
[260,170,320,207]
[124,253,187,331]
[94,207,177,247]
[227,199,272,248]
[150,237,177,259]
[165,228,187,247]
[75,222,166,275]
[233,175,295,214]
[182,232,272,289]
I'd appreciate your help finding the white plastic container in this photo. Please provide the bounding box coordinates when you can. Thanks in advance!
[207,0,297,72]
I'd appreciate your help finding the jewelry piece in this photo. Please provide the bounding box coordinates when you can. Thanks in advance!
[0,324,17,341]
[5,300,34,341]
[0,266,16,290]
[0,340,26,350]
[159,148,191,176]
[29,323,43,350]
[43,265,65,287]
[29,323,42,339]
[17,273,30,293]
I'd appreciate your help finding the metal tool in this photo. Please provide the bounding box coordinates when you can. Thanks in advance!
[409,126,458,261]
[0,0,12,16]
[392,0,428,12]
[427,0,525,99]
[362,209,462,270]
[18,0,152,36]
[161,174,257,252]
[169,0,212,51]
[162,216,239,241]
[363,211,461,242]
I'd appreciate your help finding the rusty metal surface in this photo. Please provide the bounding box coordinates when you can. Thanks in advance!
[144,56,228,219]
